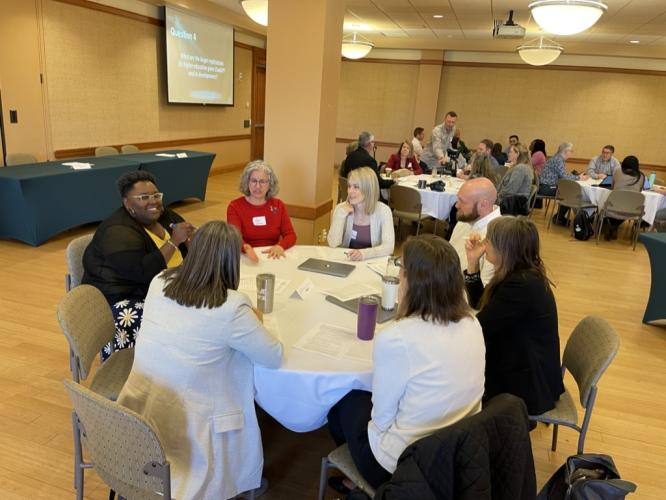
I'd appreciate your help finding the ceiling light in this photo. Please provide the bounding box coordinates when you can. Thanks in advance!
[528,0,607,36]
[341,32,374,60]
[629,40,640,44]
[240,0,268,26]
[517,37,564,66]
[433,15,444,19]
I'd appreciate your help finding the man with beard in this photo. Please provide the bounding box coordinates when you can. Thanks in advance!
[449,177,501,286]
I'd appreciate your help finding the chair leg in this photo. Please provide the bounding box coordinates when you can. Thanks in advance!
[415,220,421,236]
[543,198,551,219]
[318,457,330,500]
[547,203,556,230]
[551,423,559,452]
[397,219,402,241]
[72,411,84,500]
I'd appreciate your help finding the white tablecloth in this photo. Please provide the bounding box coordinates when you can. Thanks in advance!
[577,179,666,225]
[242,246,389,432]
[389,174,462,220]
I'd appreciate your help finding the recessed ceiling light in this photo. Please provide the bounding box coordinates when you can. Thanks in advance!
[629,40,640,44]
[433,14,444,19]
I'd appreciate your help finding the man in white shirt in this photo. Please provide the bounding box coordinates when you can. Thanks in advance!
[587,145,620,179]
[449,177,501,285]
[420,111,458,172]
[411,127,424,159]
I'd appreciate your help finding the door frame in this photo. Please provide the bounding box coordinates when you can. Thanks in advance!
[251,46,266,160]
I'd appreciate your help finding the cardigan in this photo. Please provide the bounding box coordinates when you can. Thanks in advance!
[82,207,186,305]
[466,269,565,415]
[117,276,283,500]
[226,196,297,250]
[497,163,534,202]
[386,154,423,175]
[327,202,395,259]
[368,315,486,473]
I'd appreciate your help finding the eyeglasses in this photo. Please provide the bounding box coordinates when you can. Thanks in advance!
[249,179,270,186]
[129,192,164,202]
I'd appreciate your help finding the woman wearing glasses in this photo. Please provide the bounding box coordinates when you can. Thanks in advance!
[82,170,195,359]
[227,160,297,263]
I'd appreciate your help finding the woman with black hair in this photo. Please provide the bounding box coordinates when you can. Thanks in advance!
[605,155,645,240]
[529,139,547,175]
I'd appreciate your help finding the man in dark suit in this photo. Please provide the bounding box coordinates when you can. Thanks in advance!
[340,131,394,201]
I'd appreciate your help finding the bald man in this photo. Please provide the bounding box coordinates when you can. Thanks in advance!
[450,177,501,285]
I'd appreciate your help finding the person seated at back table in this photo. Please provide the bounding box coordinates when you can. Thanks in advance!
[603,155,646,240]
[529,139,547,175]
[227,160,296,263]
[463,216,564,415]
[587,145,620,180]
[327,167,395,261]
[326,234,485,492]
[82,170,195,360]
[457,154,498,186]
[539,142,588,225]
[497,142,535,213]
[341,131,394,202]
[491,142,507,166]
[386,140,422,177]
[118,221,283,500]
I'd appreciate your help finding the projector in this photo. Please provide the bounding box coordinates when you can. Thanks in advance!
[493,11,526,39]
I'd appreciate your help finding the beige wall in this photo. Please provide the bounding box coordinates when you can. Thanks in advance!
[436,64,666,166]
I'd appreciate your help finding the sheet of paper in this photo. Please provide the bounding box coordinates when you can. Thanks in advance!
[293,323,373,362]
[176,152,188,158]
[155,153,176,158]
[321,282,380,302]
[366,261,386,278]
[62,162,93,170]
[291,277,315,300]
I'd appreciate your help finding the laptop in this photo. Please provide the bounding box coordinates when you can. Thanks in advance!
[325,294,396,324]
[297,258,355,278]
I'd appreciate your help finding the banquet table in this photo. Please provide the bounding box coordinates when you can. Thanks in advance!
[387,174,463,220]
[577,179,666,225]
[241,245,390,432]
[0,150,214,245]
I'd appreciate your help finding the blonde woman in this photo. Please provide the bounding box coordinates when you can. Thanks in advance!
[327,167,395,261]
[497,142,535,205]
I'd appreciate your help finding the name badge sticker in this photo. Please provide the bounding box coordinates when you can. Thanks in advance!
[350,229,358,240]
[253,216,267,226]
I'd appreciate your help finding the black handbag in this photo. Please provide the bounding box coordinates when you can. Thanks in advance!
[428,180,445,192]
[537,454,636,500]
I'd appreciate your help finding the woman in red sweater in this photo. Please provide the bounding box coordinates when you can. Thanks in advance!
[386,140,422,176]
[227,160,297,262]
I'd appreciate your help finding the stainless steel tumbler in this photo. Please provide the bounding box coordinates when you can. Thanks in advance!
[256,273,275,313]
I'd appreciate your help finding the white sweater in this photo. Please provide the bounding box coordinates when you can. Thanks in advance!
[368,315,486,473]
[327,202,395,259]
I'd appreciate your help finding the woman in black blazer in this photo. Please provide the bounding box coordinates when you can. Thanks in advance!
[463,216,564,415]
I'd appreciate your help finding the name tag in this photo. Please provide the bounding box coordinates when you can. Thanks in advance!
[252,216,267,226]
[350,229,358,239]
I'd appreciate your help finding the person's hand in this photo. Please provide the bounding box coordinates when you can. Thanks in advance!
[341,201,354,215]
[170,222,195,245]
[464,233,486,274]
[345,249,363,261]
[262,245,286,259]
[439,156,447,165]
[579,173,589,181]
[244,244,259,263]
[456,169,465,179]
[596,173,606,180]
[252,306,264,323]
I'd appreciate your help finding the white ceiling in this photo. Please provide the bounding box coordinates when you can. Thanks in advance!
[210,0,666,58]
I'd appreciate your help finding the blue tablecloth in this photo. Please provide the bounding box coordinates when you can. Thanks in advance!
[0,150,214,245]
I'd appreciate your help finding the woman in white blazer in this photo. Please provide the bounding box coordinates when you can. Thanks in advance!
[117,221,283,500]
[327,235,485,490]
[327,166,395,260]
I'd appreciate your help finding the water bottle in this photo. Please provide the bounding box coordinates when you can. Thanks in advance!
[649,171,656,188]
[317,228,328,246]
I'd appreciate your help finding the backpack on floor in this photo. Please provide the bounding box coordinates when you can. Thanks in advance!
[537,454,636,500]
[574,211,594,241]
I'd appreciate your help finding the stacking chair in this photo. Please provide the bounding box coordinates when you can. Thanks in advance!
[120,144,140,153]
[546,179,597,235]
[63,380,171,500]
[318,444,376,500]
[527,184,538,217]
[57,285,135,499]
[529,316,620,454]
[534,173,558,220]
[95,146,119,156]
[594,190,645,250]
[338,176,348,203]
[6,152,37,165]
[65,233,94,291]
[389,184,434,239]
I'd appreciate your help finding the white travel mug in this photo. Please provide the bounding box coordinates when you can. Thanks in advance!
[381,276,400,311]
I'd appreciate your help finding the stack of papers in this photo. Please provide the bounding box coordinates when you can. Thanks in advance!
[321,283,380,302]
[293,323,373,362]
[62,162,93,170]
[155,153,176,158]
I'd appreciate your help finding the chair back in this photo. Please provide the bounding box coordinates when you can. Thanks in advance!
[6,153,37,166]
[95,146,119,157]
[556,179,584,203]
[63,380,171,500]
[603,190,645,218]
[527,184,538,213]
[57,285,116,381]
[390,184,422,216]
[562,316,620,408]
[66,234,93,291]
[338,176,348,203]
[121,144,140,153]
[495,165,509,182]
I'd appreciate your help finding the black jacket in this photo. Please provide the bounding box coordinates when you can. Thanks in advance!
[82,207,185,305]
[467,269,565,415]
[340,147,394,193]
[375,394,536,500]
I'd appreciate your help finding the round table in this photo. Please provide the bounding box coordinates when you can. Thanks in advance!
[241,245,389,432]
[383,174,462,221]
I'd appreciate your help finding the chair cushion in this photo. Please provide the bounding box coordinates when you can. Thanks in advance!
[530,386,579,428]
[328,444,376,497]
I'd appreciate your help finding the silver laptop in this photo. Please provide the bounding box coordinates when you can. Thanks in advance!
[297,258,355,277]
[325,294,396,324]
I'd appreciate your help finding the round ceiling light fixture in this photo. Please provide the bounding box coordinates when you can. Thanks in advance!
[517,37,564,66]
[341,32,374,60]
[528,0,607,36]
[240,0,268,27]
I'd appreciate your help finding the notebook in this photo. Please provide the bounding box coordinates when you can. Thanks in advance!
[325,294,396,324]
[297,258,355,278]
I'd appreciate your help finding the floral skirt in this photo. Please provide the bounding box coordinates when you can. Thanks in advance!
[102,298,144,361]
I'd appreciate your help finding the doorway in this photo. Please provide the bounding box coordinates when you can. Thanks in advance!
[251,47,266,160]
